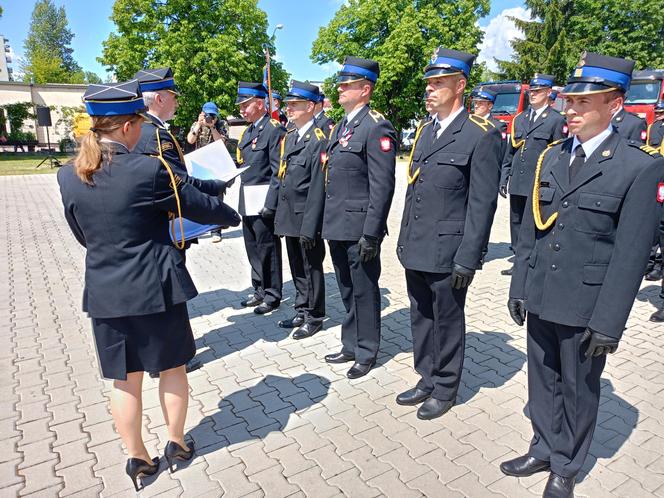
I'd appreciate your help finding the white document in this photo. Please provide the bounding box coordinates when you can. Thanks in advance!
[184,139,249,182]
[243,184,270,216]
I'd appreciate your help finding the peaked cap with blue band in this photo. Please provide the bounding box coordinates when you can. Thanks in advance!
[337,56,380,84]
[529,73,555,89]
[271,91,282,101]
[236,81,268,104]
[471,87,497,102]
[424,48,475,79]
[284,80,321,103]
[317,92,326,103]
[656,101,664,112]
[562,52,635,95]
[134,67,179,93]
[83,80,146,117]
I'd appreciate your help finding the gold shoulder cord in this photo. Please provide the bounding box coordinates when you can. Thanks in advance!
[154,130,186,250]
[532,140,563,231]
[328,123,338,141]
[277,136,287,180]
[406,122,430,185]
[510,112,525,149]
[236,127,248,165]
[468,114,496,131]
[166,129,186,162]
[646,123,653,146]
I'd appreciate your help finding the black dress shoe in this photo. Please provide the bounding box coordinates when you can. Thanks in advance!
[543,472,575,498]
[254,302,278,315]
[292,322,322,340]
[500,455,550,477]
[324,352,355,363]
[501,267,513,276]
[278,314,305,328]
[241,296,263,307]
[650,309,664,322]
[347,360,375,379]
[416,398,454,420]
[645,269,662,281]
[396,387,431,406]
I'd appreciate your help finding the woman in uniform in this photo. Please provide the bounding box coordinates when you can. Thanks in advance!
[57,80,240,491]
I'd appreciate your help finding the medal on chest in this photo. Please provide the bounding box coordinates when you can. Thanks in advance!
[251,137,258,150]
[339,127,353,147]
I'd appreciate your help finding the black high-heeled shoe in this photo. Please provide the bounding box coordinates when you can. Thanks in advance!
[125,456,160,492]
[164,440,195,473]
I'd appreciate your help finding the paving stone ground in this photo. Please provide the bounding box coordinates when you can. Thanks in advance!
[2,164,664,497]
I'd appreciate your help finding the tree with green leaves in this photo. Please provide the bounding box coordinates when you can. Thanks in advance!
[22,0,84,84]
[99,0,289,128]
[497,0,664,83]
[311,0,490,134]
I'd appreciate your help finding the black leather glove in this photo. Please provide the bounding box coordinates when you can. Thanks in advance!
[216,179,228,197]
[258,207,275,219]
[507,298,526,326]
[499,184,508,198]
[582,328,619,358]
[300,235,315,250]
[358,235,379,262]
[451,263,475,289]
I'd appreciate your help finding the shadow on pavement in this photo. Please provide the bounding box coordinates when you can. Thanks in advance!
[181,373,329,471]
[483,241,514,264]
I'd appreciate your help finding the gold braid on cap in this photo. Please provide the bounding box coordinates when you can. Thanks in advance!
[406,121,431,185]
[532,140,564,231]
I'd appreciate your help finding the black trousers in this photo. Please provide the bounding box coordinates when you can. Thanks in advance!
[284,236,325,324]
[509,194,528,252]
[242,215,282,307]
[328,240,381,364]
[526,314,606,478]
[406,269,468,401]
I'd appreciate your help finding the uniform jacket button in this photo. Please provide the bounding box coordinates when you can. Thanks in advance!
[553,243,560,251]
[414,215,419,220]
[562,201,569,208]
[558,223,564,229]
[416,196,421,202]
[551,264,557,270]
[595,201,601,206]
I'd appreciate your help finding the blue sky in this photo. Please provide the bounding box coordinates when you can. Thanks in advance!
[0,0,525,81]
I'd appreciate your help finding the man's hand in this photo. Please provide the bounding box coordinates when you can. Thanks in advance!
[358,235,379,262]
[507,298,526,326]
[300,236,315,250]
[258,207,275,219]
[499,184,508,198]
[581,328,619,358]
[451,264,475,289]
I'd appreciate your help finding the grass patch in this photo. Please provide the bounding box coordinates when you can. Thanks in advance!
[0,153,74,176]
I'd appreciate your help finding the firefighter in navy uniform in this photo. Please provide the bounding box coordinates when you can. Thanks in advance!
[57,81,240,490]
[612,103,647,142]
[236,82,288,314]
[132,67,227,377]
[501,52,664,498]
[322,56,397,379]
[395,48,502,420]
[647,102,664,148]
[132,68,227,197]
[500,74,567,275]
[274,81,328,339]
[313,93,335,137]
[471,87,508,165]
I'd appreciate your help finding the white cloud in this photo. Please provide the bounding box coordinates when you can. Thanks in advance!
[478,7,530,72]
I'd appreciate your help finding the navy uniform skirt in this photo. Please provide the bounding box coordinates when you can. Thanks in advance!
[91,303,196,380]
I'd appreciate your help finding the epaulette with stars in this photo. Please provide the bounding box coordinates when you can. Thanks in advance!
[468,114,496,132]
[368,110,386,123]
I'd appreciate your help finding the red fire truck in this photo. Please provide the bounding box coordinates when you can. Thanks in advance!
[624,69,664,125]
[470,80,531,133]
